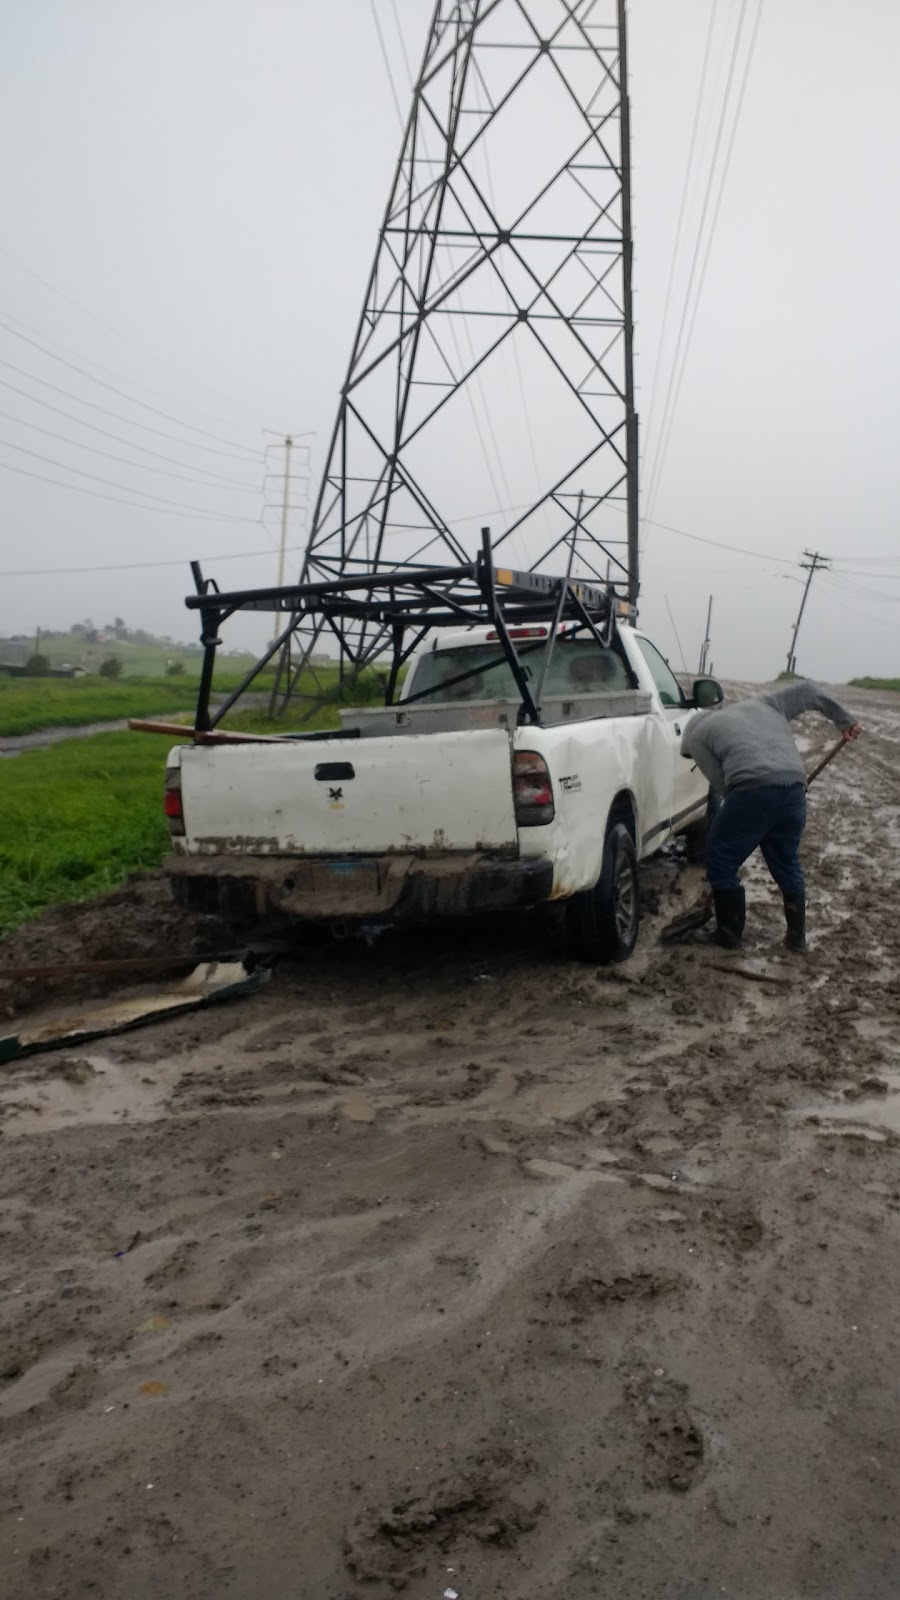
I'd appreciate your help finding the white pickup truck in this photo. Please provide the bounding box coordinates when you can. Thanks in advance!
[163,611,722,962]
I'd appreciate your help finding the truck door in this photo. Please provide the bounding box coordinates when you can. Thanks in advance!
[632,637,702,834]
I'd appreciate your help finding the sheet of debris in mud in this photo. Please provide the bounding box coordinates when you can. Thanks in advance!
[0,687,899,1600]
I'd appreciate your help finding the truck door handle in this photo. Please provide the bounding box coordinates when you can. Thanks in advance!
[674,724,682,736]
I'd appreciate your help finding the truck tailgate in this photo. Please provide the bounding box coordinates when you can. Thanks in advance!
[177,728,518,855]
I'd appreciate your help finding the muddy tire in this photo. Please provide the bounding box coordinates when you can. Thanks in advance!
[568,821,640,963]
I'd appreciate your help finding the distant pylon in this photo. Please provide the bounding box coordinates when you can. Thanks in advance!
[277,0,637,712]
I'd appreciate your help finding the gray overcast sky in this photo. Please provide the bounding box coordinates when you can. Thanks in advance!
[1,0,898,680]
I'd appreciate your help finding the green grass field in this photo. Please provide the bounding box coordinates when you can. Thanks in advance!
[0,733,171,936]
[0,670,391,936]
[0,663,388,739]
[0,676,200,738]
[848,677,900,692]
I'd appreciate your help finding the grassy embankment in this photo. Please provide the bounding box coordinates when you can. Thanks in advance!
[848,678,900,692]
[0,672,386,937]
[0,669,279,738]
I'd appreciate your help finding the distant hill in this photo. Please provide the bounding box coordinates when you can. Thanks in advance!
[0,625,260,679]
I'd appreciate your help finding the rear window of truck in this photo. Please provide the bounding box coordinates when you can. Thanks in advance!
[407,638,630,703]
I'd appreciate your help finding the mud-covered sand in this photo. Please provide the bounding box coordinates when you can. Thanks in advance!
[1,689,899,1599]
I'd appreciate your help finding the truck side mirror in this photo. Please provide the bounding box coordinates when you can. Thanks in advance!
[693,677,724,709]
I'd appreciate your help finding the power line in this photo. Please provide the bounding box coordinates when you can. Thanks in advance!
[0,545,301,579]
[0,357,259,461]
[0,434,260,515]
[827,572,900,602]
[645,0,766,518]
[830,566,900,581]
[368,0,405,125]
[639,513,795,565]
[643,0,758,521]
[389,0,414,81]
[813,574,900,637]
[0,407,260,492]
[0,375,258,484]
[641,0,720,456]
[664,593,689,674]
[830,555,900,566]
[0,245,268,431]
[0,316,259,458]
[0,454,261,522]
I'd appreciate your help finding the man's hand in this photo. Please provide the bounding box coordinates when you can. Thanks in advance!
[841,723,862,742]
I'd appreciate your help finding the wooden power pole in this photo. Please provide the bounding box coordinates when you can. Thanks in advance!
[786,550,830,675]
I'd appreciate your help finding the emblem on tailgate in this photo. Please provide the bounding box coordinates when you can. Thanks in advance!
[560,774,582,793]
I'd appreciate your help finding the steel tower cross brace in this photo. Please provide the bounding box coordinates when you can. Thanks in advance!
[275,0,638,713]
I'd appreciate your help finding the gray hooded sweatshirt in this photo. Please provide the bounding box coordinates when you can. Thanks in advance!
[681,681,854,796]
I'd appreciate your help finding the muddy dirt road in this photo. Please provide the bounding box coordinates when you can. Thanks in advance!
[1,689,899,1599]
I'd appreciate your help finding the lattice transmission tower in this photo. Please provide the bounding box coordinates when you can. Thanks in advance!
[274,0,638,711]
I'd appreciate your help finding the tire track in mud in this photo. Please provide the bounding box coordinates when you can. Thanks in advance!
[0,688,899,1598]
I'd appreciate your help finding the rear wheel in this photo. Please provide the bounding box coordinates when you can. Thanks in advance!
[567,821,640,963]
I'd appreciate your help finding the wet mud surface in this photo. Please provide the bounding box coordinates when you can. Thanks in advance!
[1,689,899,1598]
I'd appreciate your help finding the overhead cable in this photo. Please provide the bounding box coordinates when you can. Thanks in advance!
[641,0,720,457]
[0,376,258,485]
[645,0,766,519]
[0,245,268,430]
[0,435,260,515]
[0,316,259,458]
[0,357,259,461]
[643,0,762,522]
[368,0,405,126]
[0,455,260,522]
[0,408,260,492]
[0,545,299,578]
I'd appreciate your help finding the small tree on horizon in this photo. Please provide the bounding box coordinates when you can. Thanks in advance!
[98,656,123,679]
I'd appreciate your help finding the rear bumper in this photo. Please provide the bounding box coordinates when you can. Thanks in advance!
[165,851,554,924]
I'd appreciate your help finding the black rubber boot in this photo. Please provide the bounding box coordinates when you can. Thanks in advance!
[684,887,746,949]
[712,886,746,949]
[783,894,806,952]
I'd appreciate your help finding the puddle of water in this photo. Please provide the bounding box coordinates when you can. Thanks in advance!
[0,1052,179,1136]
[0,1348,90,1418]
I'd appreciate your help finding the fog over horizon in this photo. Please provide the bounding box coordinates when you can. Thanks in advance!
[2,0,899,686]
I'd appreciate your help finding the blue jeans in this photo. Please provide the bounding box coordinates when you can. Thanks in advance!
[705,783,807,897]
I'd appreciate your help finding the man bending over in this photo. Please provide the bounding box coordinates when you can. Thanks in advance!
[681,681,861,951]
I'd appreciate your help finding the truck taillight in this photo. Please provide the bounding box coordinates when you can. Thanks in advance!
[164,767,185,837]
[513,751,555,826]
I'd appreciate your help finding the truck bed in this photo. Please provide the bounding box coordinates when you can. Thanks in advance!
[339,689,652,737]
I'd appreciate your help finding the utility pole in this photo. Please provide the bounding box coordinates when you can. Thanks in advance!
[786,550,830,675]
[698,595,713,675]
[276,436,294,589]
